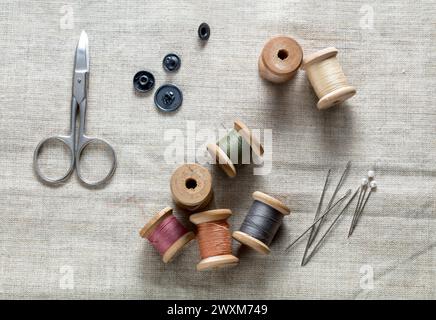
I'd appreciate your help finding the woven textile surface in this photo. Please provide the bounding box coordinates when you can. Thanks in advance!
[0,0,434,299]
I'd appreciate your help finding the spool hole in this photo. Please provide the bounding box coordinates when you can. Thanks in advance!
[185,178,197,189]
[277,49,288,60]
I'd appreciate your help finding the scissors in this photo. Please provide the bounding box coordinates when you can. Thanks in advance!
[33,31,117,187]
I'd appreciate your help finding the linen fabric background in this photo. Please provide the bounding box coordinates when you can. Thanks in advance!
[0,0,434,299]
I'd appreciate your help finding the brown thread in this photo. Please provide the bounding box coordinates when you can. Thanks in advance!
[197,221,232,259]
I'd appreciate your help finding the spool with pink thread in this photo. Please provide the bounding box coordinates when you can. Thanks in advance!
[140,207,195,263]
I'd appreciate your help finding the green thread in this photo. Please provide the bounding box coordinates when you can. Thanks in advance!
[217,129,250,164]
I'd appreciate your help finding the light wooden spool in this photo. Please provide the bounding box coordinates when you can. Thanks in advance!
[207,119,264,178]
[233,191,291,255]
[139,207,195,263]
[302,47,356,110]
[170,163,213,212]
[258,35,303,83]
[190,209,239,271]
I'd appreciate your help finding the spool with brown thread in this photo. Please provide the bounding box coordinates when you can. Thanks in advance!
[189,209,239,271]
[170,163,213,212]
[139,207,195,263]
[258,35,303,83]
[233,191,291,255]
[302,47,356,110]
[207,119,264,178]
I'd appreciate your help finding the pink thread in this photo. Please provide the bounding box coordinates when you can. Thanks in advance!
[147,215,188,255]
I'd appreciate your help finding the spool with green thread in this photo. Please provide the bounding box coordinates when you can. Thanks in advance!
[217,129,247,164]
[207,120,264,177]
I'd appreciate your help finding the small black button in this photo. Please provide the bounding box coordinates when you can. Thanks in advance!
[198,22,210,41]
[163,53,181,72]
[154,84,183,112]
[133,71,155,92]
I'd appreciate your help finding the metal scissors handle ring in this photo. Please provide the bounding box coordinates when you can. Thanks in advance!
[33,135,75,184]
[75,136,117,187]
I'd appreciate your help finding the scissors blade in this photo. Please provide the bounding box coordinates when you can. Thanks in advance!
[74,30,89,73]
[72,31,89,104]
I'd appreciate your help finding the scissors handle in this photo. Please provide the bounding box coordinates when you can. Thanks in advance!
[33,135,75,185]
[75,136,117,187]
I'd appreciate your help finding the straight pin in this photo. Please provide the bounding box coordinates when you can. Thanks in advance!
[349,178,368,236]
[349,180,377,237]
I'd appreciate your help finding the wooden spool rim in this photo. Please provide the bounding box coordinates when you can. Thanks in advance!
[162,231,195,263]
[189,209,232,225]
[261,36,303,75]
[139,207,195,263]
[196,254,239,271]
[234,119,264,158]
[232,230,271,255]
[317,85,356,110]
[139,207,173,238]
[206,143,237,178]
[170,163,213,208]
[302,47,338,70]
[252,191,291,215]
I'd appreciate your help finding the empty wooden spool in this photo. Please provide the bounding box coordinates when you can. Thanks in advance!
[170,163,213,211]
[258,35,303,83]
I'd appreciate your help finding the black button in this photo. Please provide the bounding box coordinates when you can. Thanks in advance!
[133,71,155,92]
[198,22,210,41]
[154,84,183,112]
[163,53,181,72]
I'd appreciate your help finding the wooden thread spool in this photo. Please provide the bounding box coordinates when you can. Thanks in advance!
[139,207,195,263]
[189,209,239,271]
[302,47,356,110]
[170,163,213,212]
[233,191,291,255]
[207,119,264,178]
[258,35,303,83]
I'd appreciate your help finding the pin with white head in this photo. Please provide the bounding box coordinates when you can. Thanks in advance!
[367,170,375,180]
[348,180,378,237]
[349,177,369,237]
[356,177,369,212]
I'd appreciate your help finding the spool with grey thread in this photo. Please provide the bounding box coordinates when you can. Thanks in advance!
[233,191,291,254]
[207,120,264,178]
[240,200,284,245]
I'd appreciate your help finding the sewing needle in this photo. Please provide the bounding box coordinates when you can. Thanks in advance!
[302,187,358,266]
[285,189,351,251]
